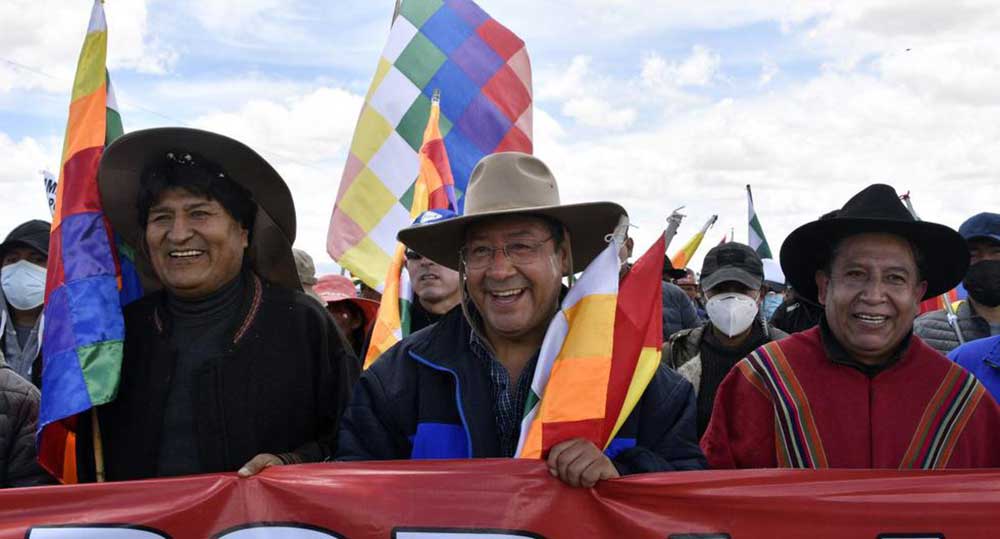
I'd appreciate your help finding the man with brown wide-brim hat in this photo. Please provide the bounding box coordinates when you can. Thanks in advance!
[702,183,1000,469]
[75,127,358,482]
[337,152,705,486]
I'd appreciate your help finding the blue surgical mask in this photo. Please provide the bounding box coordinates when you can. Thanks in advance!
[1,260,47,311]
[762,292,783,321]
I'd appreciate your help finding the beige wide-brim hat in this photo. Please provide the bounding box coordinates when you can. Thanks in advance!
[398,152,626,272]
[97,127,301,292]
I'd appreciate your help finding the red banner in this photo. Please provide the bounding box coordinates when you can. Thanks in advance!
[4,460,998,538]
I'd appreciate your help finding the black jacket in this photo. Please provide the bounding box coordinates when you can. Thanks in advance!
[77,274,358,481]
[337,308,706,474]
[0,364,50,487]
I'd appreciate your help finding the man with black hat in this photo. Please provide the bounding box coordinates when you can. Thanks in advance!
[702,185,1000,468]
[0,220,50,386]
[663,242,787,438]
[338,152,704,487]
[914,212,1000,353]
[75,127,358,482]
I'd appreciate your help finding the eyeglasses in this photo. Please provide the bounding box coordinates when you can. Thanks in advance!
[404,249,424,261]
[461,236,554,270]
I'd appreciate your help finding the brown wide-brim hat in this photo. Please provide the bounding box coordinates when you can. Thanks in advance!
[98,127,300,292]
[398,152,626,272]
[780,184,968,304]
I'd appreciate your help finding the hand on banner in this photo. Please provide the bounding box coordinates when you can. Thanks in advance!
[238,453,283,477]
[546,438,620,488]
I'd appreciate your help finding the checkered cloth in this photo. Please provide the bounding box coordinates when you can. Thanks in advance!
[327,0,533,288]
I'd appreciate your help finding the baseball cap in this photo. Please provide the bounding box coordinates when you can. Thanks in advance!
[959,213,1000,244]
[0,220,51,258]
[700,242,764,292]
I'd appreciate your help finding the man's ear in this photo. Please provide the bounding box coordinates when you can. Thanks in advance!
[915,280,928,306]
[625,237,634,258]
[558,228,572,275]
[815,270,830,306]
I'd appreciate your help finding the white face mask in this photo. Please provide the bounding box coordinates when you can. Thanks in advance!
[1,260,47,311]
[705,292,760,338]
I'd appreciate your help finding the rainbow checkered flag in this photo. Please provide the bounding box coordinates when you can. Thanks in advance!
[38,0,142,483]
[364,94,457,369]
[517,231,665,458]
[327,0,532,289]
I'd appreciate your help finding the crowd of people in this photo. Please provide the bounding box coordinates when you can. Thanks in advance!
[1,126,999,488]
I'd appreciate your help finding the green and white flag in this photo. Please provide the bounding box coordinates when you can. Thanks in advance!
[747,184,772,259]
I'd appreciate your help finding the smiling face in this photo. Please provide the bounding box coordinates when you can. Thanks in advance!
[145,188,248,299]
[463,215,569,348]
[815,233,927,366]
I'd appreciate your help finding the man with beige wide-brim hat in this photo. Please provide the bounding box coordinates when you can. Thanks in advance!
[337,152,704,486]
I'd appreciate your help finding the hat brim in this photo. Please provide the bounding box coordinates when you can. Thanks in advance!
[98,127,300,292]
[397,201,627,272]
[780,218,969,304]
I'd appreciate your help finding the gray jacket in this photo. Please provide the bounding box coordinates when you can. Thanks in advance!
[664,319,788,392]
[0,359,50,487]
[0,288,42,386]
[913,301,990,355]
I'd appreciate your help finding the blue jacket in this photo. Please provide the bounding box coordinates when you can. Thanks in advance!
[336,308,706,474]
[949,335,1000,401]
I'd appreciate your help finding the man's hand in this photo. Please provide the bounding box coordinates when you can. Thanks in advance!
[238,453,283,477]
[546,438,620,488]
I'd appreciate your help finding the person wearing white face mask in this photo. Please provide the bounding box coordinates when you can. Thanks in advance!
[0,220,50,387]
[663,242,787,437]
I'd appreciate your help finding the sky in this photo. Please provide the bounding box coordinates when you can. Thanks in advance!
[2,0,998,278]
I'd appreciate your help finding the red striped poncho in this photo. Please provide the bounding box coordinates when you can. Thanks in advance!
[702,326,1000,469]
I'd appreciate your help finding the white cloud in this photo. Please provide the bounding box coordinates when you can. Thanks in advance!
[191,86,364,264]
[0,132,59,234]
[0,0,176,94]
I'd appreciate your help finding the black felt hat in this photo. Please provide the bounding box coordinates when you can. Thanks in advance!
[779,184,968,303]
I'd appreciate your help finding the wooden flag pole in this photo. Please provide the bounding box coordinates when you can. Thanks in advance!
[91,408,106,482]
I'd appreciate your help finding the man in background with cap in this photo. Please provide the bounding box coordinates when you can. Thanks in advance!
[915,212,1000,353]
[703,184,1000,468]
[0,220,50,387]
[404,210,463,334]
[338,152,704,487]
[76,127,358,482]
[663,243,786,437]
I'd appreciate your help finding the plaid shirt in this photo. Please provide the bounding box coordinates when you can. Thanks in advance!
[469,330,538,457]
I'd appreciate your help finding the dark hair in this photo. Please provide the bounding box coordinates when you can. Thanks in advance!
[137,152,257,236]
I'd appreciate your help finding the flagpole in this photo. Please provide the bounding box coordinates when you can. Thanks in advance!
[663,206,685,252]
[900,192,964,345]
[91,408,106,482]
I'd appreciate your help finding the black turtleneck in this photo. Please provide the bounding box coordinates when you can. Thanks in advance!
[157,272,246,477]
[697,318,771,437]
